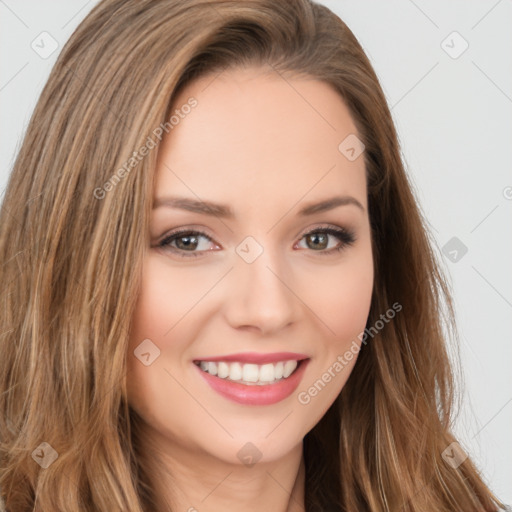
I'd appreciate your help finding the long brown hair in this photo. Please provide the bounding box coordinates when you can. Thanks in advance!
[0,0,506,510]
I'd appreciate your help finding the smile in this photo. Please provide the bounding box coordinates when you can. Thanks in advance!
[192,357,310,406]
[193,359,301,385]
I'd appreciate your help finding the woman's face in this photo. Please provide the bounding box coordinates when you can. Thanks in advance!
[127,66,373,465]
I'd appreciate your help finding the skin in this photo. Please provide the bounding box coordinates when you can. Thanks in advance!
[127,65,374,511]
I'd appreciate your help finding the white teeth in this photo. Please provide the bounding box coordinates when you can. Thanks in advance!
[196,359,300,385]
[217,362,229,378]
[242,363,259,382]
[274,361,284,379]
[229,362,242,381]
[207,362,217,376]
[259,363,275,382]
[283,360,297,378]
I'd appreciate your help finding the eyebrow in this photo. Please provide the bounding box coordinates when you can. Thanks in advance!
[152,195,365,217]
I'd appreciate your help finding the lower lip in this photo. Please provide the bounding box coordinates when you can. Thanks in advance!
[193,359,310,406]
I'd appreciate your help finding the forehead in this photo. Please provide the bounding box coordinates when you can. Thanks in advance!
[154,66,367,213]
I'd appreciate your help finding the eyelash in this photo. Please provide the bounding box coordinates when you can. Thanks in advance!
[157,224,356,259]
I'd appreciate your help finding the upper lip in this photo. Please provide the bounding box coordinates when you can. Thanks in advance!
[193,352,309,365]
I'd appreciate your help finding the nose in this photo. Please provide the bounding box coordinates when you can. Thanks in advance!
[223,245,300,335]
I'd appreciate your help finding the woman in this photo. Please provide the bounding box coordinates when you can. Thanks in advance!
[0,0,506,510]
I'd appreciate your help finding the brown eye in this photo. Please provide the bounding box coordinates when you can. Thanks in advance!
[305,232,329,250]
[158,229,217,258]
[173,233,200,251]
[297,227,356,254]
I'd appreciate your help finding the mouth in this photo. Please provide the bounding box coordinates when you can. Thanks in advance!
[192,357,311,406]
[193,358,308,386]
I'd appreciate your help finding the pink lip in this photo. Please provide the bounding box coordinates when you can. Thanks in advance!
[193,358,310,406]
[193,351,309,364]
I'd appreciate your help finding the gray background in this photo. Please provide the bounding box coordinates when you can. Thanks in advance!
[1,0,510,504]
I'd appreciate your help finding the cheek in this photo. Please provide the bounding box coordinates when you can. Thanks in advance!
[298,244,373,345]
[129,254,206,345]
[293,247,373,417]
[126,253,220,407]
[126,256,184,403]
[333,266,373,340]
